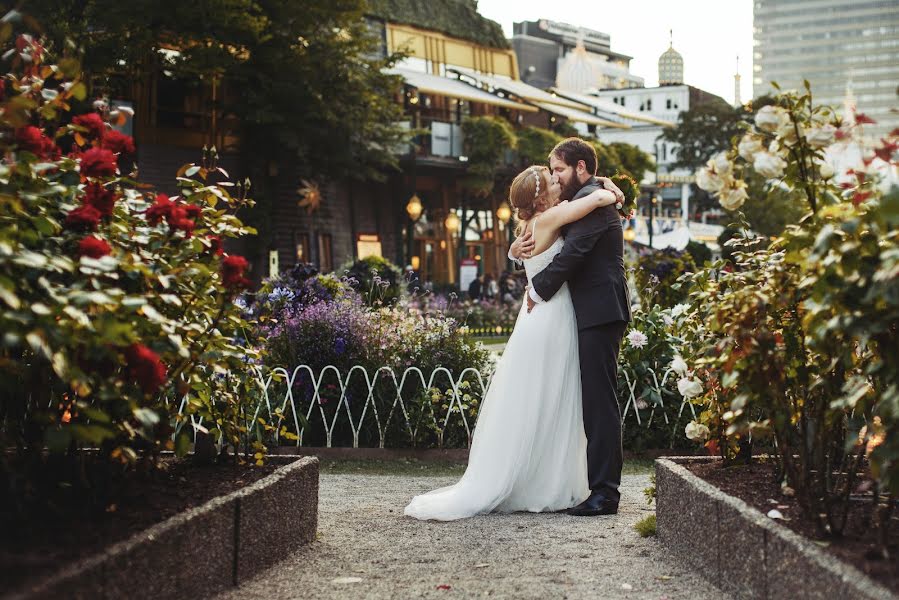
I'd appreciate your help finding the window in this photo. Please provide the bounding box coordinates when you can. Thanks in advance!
[356,233,382,259]
[318,233,333,272]
[295,232,310,264]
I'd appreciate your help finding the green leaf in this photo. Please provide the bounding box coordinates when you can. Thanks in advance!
[175,430,191,457]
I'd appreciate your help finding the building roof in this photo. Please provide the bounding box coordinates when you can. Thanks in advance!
[550,89,673,127]
[388,68,537,112]
[447,67,586,110]
[532,101,630,128]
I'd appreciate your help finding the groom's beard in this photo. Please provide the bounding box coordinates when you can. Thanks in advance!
[560,176,583,202]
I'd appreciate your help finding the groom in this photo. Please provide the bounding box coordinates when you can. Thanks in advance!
[510,138,632,516]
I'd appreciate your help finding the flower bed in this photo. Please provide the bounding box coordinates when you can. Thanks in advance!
[5,456,319,599]
[656,457,896,600]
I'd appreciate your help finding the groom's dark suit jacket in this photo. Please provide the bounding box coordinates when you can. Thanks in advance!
[531,177,632,328]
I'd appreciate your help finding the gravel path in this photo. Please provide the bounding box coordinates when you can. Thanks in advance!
[218,471,724,599]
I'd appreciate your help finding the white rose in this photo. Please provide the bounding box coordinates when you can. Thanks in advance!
[738,134,764,162]
[807,124,836,149]
[753,151,787,179]
[776,119,802,146]
[709,152,733,177]
[678,377,704,399]
[817,160,835,179]
[755,105,788,133]
[685,421,711,442]
[670,355,688,376]
[719,179,749,211]
[696,166,723,193]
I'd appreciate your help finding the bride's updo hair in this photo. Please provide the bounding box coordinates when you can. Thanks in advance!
[510,165,551,234]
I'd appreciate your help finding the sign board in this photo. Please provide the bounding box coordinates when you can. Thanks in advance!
[460,258,478,293]
[268,250,279,277]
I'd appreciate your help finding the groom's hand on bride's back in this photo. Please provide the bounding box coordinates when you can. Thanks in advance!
[526,286,536,313]
[510,229,535,260]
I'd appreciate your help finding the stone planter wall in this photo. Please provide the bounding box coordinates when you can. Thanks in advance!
[7,456,319,600]
[655,457,895,600]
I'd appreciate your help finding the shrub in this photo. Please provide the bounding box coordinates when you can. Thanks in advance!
[0,33,261,515]
[618,304,696,452]
[684,240,712,266]
[339,255,403,306]
[686,85,898,541]
[633,248,696,309]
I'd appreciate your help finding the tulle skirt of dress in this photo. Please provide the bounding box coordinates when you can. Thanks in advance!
[404,283,589,521]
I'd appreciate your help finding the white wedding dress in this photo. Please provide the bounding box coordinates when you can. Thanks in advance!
[404,220,589,521]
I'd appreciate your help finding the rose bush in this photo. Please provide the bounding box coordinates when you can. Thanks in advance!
[0,32,264,515]
[686,84,898,542]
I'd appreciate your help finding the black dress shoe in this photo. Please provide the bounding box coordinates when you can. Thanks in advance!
[566,492,619,516]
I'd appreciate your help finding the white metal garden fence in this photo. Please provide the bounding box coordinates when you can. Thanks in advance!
[176,364,698,448]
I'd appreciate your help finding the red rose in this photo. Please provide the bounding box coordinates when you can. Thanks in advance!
[72,113,106,141]
[65,204,102,231]
[80,147,118,178]
[221,254,251,291]
[84,182,117,219]
[77,235,112,259]
[206,235,224,256]
[145,193,173,225]
[183,204,202,219]
[166,206,195,237]
[15,125,59,159]
[102,130,135,156]
[124,344,167,395]
[874,141,898,163]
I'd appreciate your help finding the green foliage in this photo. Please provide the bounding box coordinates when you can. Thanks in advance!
[618,305,696,453]
[461,116,516,196]
[0,35,264,510]
[515,126,561,167]
[366,0,510,49]
[608,142,654,183]
[659,100,750,172]
[634,249,697,309]
[634,514,657,537]
[684,240,712,267]
[26,0,409,183]
[644,473,657,505]
[679,86,899,540]
[591,140,622,176]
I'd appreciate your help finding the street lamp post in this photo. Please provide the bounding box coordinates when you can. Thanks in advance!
[496,201,512,268]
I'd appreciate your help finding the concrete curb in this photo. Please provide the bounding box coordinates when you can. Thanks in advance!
[7,456,319,600]
[655,456,896,600]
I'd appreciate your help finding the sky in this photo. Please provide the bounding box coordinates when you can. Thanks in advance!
[476,0,755,105]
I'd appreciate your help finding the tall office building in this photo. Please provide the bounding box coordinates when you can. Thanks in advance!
[753,0,899,139]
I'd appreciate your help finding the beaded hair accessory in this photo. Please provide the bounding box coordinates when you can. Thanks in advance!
[532,168,541,198]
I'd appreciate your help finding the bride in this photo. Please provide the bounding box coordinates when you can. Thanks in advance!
[404,165,618,521]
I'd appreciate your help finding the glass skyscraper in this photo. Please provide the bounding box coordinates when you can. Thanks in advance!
[753,0,899,139]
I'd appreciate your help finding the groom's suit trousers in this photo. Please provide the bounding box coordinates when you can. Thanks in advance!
[578,320,627,501]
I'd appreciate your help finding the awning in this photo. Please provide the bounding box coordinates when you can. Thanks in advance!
[551,88,673,127]
[387,68,537,112]
[447,67,586,110]
[532,101,631,129]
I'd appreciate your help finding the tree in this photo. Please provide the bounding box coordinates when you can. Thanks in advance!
[660,100,748,172]
[25,0,410,259]
[608,141,654,183]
